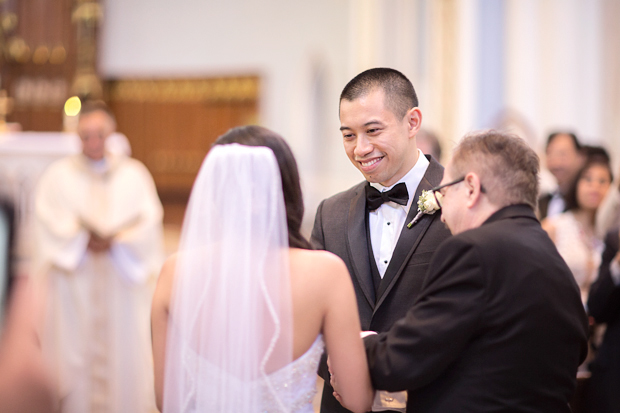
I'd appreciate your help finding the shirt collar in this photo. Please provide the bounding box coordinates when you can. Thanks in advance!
[370,150,430,211]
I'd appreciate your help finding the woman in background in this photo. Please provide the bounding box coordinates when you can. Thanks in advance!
[543,153,612,382]
[151,126,373,412]
[543,154,613,304]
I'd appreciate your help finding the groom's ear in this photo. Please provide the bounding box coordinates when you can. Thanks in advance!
[406,107,422,139]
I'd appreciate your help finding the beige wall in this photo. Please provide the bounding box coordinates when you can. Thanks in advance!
[100,0,618,232]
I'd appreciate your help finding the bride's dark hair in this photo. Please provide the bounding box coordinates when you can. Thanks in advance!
[213,125,312,250]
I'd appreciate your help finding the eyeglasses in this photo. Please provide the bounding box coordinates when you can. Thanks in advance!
[431,177,465,207]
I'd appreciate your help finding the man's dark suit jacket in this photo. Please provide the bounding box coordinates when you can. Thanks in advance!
[587,227,620,413]
[537,192,554,220]
[365,204,589,413]
[311,156,451,413]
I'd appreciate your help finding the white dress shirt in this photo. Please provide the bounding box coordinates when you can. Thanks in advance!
[546,190,566,218]
[369,150,429,278]
[367,150,429,413]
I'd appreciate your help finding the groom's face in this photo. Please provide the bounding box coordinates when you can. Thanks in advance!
[339,88,420,187]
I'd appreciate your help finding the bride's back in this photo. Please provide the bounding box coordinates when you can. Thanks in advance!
[289,248,346,359]
[152,127,372,412]
[289,247,373,413]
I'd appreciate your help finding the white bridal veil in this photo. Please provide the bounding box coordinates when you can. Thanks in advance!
[163,144,293,412]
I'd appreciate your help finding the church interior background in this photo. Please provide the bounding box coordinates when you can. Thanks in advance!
[1,1,619,411]
[1,0,620,256]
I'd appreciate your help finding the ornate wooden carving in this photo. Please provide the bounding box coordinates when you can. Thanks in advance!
[0,3,260,224]
[106,77,260,203]
[0,0,79,131]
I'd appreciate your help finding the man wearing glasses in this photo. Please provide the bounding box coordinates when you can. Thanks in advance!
[361,130,589,412]
[312,68,451,413]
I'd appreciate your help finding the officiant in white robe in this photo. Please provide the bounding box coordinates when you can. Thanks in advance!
[33,101,164,413]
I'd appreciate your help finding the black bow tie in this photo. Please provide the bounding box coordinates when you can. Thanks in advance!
[365,182,409,211]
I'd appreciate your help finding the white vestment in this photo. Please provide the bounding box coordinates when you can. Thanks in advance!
[34,153,164,413]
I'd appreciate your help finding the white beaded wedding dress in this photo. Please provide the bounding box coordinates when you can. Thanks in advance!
[180,334,324,412]
[258,335,324,412]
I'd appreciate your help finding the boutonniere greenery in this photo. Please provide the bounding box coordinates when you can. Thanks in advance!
[407,190,441,228]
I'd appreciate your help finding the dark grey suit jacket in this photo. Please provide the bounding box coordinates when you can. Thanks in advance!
[365,205,589,413]
[311,156,451,413]
[587,227,620,413]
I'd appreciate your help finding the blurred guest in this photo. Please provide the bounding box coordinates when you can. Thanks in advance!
[538,132,585,219]
[416,128,443,163]
[587,227,620,413]
[33,101,164,413]
[596,163,620,239]
[582,145,611,164]
[542,154,613,304]
[0,277,55,413]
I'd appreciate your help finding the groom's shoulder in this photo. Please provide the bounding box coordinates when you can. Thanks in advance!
[425,156,445,186]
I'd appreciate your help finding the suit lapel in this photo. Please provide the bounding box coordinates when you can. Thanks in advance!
[346,185,375,307]
[375,157,445,307]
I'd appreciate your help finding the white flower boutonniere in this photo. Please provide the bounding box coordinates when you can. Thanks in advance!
[407,190,441,228]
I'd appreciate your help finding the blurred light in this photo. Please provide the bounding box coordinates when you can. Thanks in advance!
[64,96,81,116]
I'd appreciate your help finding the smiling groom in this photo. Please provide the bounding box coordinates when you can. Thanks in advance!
[311,68,451,413]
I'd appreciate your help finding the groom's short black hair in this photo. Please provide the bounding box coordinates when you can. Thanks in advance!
[340,68,418,119]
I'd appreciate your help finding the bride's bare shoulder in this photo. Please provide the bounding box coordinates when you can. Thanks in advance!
[289,248,349,282]
[290,248,343,265]
[161,253,178,274]
[156,253,179,291]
